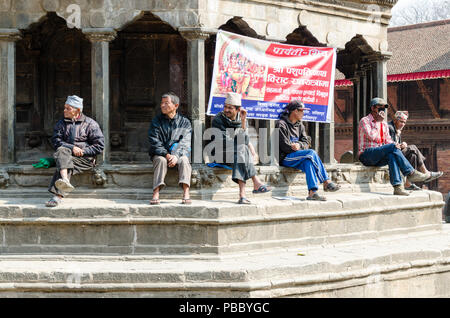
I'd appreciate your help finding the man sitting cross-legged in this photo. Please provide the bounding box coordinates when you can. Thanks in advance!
[45,95,105,207]
[358,97,430,196]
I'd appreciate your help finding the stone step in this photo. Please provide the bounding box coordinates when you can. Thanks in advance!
[0,226,449,297]
[0,190,444,255]
[0,163,394,200]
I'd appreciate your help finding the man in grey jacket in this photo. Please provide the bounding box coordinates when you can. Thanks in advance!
[46,95,105,207]
[148,92,192,204]
[276,100,340,201]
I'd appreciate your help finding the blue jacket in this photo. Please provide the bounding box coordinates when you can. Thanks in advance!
[148,112,192,159]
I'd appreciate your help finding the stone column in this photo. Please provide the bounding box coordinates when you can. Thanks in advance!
[83,28,116,165]
[258,120,278,165]
[373,53,392,100]
[308,122,320,153]
[319,114,335,164]
[0,29,21,164]
[359,67,368,118]
[179,28,214,164]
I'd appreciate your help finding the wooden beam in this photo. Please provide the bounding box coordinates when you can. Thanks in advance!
[334,101,346,122]
[387,97,397,119]
[416,81,441,119]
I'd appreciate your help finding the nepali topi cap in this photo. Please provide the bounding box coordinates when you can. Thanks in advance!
[225,92,242,107]
[66,95,83,111]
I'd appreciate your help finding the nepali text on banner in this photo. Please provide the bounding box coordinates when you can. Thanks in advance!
[207,30,336,123]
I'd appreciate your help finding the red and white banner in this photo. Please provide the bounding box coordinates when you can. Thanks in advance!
[207,30,336,122]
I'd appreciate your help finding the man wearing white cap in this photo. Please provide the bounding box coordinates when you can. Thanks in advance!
[209,92,271,204]
[388,110,443,190]
[45,95,105,207]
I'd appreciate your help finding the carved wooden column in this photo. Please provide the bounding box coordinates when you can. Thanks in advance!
[352,76,361,162]
[0,29,21,164]
[179,28,214,164]
[83,28,116,165]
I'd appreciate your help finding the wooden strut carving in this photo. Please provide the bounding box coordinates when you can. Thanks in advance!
[416,81,441,119]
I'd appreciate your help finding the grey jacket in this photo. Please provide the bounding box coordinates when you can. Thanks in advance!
[276,113,311,163]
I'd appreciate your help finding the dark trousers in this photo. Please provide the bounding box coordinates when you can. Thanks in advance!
[230,143,256,184]
[48,147,95,197]
[402,145,426,170]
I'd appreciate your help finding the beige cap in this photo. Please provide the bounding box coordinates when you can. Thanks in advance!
[224,92,242,107]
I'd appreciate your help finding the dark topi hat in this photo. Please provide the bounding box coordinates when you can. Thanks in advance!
[285,99,310,112]
[370,97,388,109]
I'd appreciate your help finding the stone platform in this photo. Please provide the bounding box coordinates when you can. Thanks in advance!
[0,163,393,200]
[0,224,449,297]
[0,163,448,297]
[0,192,444,255]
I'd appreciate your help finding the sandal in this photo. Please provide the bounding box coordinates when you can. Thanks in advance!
[150,198,160,205]
[252,184,272,194]
[405,183,421,191]
[306,193,327,201]
[181,198,192,205]
[45,196,61,207]
[324,182,341,192]
[238,197,251,204]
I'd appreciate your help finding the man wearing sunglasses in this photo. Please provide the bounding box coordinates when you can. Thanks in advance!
[358,97,430,195]
[388,111,443,190]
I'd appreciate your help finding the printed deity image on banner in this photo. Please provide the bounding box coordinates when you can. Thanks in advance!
[215,36,268,101]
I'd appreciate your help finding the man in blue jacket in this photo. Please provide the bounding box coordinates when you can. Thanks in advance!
[46,95,105,207]
[148,92,192,205]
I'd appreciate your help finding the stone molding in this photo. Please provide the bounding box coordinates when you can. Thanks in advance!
[82,28,117,42]
[368,51,393,62]
[0,29,22,42]
[178,27,216,41]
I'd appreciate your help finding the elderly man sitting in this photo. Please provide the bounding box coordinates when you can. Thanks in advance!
[388,111,443,190]
[358,97,431,196]
[148,92,192,205]
[209,92,271,204]
[45,95,105,207]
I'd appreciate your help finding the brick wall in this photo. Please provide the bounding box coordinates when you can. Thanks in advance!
[436,148,450,196]
[440,79,450,112]
[335,139,353,162]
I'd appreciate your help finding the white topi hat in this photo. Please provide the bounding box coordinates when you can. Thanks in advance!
[65,95,83,110]
[224,92,242,107]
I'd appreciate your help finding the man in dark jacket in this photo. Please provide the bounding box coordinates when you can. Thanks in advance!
[45,95,105,207]
[209,92,271,204]
[276,100,340,201]
[388,111,443,190]
[148,92,192,204]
